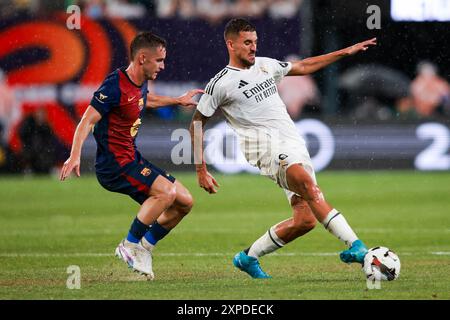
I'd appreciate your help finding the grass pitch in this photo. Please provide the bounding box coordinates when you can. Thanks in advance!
[0,171,449,300]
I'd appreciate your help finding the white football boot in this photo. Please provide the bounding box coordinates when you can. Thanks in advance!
[115,239,154,280]
[139,237,155,277]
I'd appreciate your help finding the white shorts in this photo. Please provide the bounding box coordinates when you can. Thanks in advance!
[258,142,317,202]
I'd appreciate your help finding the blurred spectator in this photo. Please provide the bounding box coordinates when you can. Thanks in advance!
[155,0,175,17]
[84,0,106,19]
[0,0,15,19]
[339,64,411,120]
[267,0,302,19]
[0,129,8,172]
[0,125,18,173]
[0,69,21,145]
[196,0,230,25]
[155,0,196,19]
[134,0,156,15]
[277,54,320,119]
[0,0,39,18]
[409,61,450,118]
[105,0,146,19]
[230,0,266,19]
[18,106,58,174]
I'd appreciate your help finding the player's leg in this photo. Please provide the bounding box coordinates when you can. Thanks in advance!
[117,175,176,279]
[111,159,178,278]
[246,195,316,257]
[156,180,194,229]
[272,195,317,243]
[126,175,176,243]
[233,195,317,279]
[124,158,179,243]
[141,180,194,251]
[137,176,177,223]
[285,164,367,263]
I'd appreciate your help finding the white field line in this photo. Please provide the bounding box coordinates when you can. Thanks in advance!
[430,252,450,255]
[0,228,449,236]
[1,251,449,258]
[0,252,337,258]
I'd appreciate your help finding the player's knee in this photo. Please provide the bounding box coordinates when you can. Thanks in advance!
[302,183,323,203]
[166,187,177,205]
[181,192,194,215]
[155,185,177,207]
[186,193,194,211]
[289,173,320,202]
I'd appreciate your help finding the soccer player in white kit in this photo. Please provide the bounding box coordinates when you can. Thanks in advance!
[190,18,377,278]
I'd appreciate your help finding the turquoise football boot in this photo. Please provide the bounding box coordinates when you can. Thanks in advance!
[340,239,368,264]
[232,251,272,279]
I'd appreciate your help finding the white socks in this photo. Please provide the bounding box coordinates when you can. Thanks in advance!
[246,209,358,259]
[321,208,358,247]
[247,226,286,258]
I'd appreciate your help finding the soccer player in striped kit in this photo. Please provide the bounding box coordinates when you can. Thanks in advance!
[61,32,202,279]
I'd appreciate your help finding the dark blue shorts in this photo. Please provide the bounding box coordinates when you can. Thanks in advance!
[96,157,176,205]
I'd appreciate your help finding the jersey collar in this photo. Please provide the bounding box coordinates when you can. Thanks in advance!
[226,66,242,72]
[120,67,144,88]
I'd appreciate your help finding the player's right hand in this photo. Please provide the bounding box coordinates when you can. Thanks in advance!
[60,157,81,181]
[177,89,205,108]
[197,169,219,194]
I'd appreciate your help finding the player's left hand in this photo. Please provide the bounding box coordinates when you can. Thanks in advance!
[197,168,219,194]
[346,37,377,55]
[177,89,205,108]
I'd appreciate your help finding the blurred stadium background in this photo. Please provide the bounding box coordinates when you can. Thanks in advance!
[0,0,449,300]
[0,0,449,174]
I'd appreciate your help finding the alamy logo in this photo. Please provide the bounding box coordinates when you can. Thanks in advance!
[238,80,249,89]
[66,265,81,289]
[66,5,81,30]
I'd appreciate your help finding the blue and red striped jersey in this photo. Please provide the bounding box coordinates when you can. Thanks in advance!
[90,68,149,174]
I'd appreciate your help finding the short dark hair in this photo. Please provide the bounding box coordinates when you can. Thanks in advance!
[224,18,256,40]
[130,32,167,59]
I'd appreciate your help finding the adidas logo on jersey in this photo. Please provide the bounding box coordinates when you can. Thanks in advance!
[238,80,249,89]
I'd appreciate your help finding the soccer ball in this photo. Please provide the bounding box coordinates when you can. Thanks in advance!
[363,247,401,281]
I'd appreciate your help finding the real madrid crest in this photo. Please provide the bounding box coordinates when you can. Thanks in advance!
[260,66,268,74]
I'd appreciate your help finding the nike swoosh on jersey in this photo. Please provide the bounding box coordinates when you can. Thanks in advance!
[128,96,136,102]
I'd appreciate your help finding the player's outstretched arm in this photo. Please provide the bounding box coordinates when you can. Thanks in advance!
[146,89,204,109]
[60,106,101,181]
[189,110,219,194]
[288,38,377,76]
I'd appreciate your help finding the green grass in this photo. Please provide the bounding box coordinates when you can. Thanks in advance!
[0,171,449,299]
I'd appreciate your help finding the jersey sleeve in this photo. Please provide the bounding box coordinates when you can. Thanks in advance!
[196,80,226,117]
[90,73,121,116]
[264,57,292,84]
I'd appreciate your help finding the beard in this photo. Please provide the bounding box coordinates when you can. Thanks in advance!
[239,56,255,68]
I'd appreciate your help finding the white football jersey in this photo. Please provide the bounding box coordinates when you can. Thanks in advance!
[197,57,306,169]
